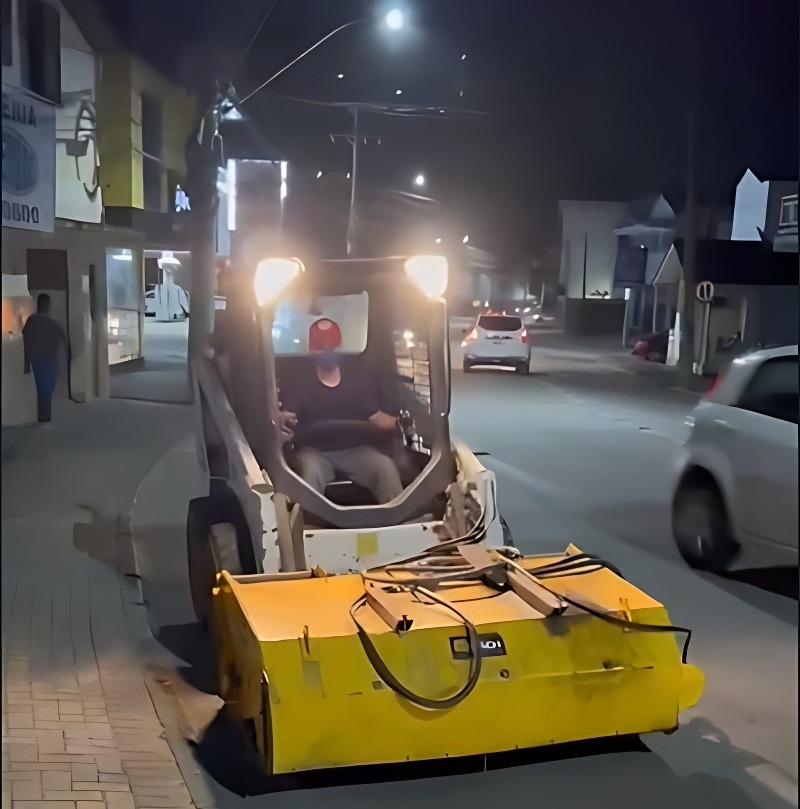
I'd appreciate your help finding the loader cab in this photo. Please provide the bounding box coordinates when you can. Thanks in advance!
[208,255,455,531]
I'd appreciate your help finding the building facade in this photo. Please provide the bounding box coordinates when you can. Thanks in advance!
[2,0,197,425]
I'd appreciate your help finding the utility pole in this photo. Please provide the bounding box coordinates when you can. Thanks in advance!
[678,6,698,383]
[186,85,225,369]
[330,107,381,256]
[347,106,359,256]
[581,233,588,299]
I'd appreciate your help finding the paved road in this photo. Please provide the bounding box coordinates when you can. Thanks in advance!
[131,332,798,809]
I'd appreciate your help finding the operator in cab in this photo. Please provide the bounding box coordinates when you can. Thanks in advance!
[279,318,404,504]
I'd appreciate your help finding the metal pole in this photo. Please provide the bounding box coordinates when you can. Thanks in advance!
[652,283,659,333]
[678,7,698,382]
[187,96,221,369]
[347,106,359,256]
[582,233,588,298]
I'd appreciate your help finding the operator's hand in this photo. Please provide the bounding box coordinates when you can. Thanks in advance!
[369,410,399,432]
[278,409,298,443]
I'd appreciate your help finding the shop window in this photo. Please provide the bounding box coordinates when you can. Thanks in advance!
[106,248,142,365]
[23,0,61,104]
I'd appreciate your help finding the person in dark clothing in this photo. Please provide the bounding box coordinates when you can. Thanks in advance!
[22,294,68,423]
[280,318,403,504]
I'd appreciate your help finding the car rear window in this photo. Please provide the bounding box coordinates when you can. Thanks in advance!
[737,355,799,424]
[478,315,522,332]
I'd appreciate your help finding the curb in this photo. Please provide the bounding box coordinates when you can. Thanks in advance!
[116,510,221,809]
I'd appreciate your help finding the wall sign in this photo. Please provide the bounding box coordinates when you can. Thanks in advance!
[2,86,56,232]
[55,48,102,224]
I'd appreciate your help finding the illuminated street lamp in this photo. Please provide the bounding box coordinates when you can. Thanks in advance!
[385,8,404,30]
[414,173,425,187]
[462,234,469,244]
[188,10,407,361]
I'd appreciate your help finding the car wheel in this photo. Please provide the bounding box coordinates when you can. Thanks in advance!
[672,484,738,572]
[515,361,529,375]
[463,361,473,373]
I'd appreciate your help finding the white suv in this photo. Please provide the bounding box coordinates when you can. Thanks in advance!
[672,345,798,572]
[462,313,531,374]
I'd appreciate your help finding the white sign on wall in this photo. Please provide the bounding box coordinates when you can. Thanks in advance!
[55,48,102,224]
[2,86,56,232]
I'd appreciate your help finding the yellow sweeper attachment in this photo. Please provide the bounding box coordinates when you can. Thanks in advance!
[210,541,704,775]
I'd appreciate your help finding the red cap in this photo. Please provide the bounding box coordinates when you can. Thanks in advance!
[308,318,342,352]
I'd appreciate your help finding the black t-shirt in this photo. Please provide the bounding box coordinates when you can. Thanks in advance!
[22,314,67,364]
[280,359,381,442]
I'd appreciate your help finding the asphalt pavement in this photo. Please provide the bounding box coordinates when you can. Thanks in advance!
[124,324,797,809]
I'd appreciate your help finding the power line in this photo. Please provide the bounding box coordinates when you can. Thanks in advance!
[240,0,281,70]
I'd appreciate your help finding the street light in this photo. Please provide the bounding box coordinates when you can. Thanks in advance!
[414,173,425,187]
[239,10,405,106]
[385,8,404,30]
[463,234,469,244]
[188,11,407,362]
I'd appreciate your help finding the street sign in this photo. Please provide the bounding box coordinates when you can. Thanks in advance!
[696,281,714,303]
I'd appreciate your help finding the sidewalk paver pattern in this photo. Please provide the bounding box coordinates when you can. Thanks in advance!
[2,398,196,809]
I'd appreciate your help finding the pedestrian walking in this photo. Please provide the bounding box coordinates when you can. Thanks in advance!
[22,293,68,424]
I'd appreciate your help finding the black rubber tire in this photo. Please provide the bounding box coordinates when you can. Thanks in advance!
[500,515,513,546]
[516,361,530,375]
[672,484,738,572]
[187,497,216,626]
[463,362,473,373]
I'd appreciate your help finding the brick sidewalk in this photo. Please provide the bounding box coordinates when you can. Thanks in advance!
[2,400,196,809]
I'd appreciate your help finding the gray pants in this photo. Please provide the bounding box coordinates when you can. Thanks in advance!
[292,445,404,504]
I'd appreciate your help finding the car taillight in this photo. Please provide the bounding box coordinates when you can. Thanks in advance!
[702,373,723,399]
[520,329,528,344]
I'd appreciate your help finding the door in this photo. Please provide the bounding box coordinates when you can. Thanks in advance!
[724,355,798,549]
[26,248,70,398]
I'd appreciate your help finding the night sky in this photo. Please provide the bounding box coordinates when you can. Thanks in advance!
[94,0,799,259]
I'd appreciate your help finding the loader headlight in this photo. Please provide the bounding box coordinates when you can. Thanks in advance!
[254,258,304,306]
[404,255,448,298]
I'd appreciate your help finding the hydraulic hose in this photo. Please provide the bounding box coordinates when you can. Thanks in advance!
[349,585,483,710]
[350,498,694,711]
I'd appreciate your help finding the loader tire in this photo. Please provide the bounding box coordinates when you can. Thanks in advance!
[187,497,216,627]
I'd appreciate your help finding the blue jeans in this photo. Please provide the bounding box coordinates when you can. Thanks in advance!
[31,358,58,423]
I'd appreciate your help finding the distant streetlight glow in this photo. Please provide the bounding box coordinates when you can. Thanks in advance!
[337,73,344,79]
[461,53,466,60]
[346,172,351,179]
[385,8,404,30]
[316,170,323,178]
[435,237,442,244]
[414,173,425,187]
[395,89,403,95]
[463,234,469,244]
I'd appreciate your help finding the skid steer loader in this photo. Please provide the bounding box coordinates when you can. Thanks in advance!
[187,254,703,777]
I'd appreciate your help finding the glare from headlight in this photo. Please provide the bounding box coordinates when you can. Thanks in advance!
[404,255,448,298]
[254,258,303,306]
[524,307,531,313]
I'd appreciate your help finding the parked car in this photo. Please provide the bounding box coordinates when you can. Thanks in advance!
[631,330,669,363]
[461,312,531,374]
[671,344,798,572]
